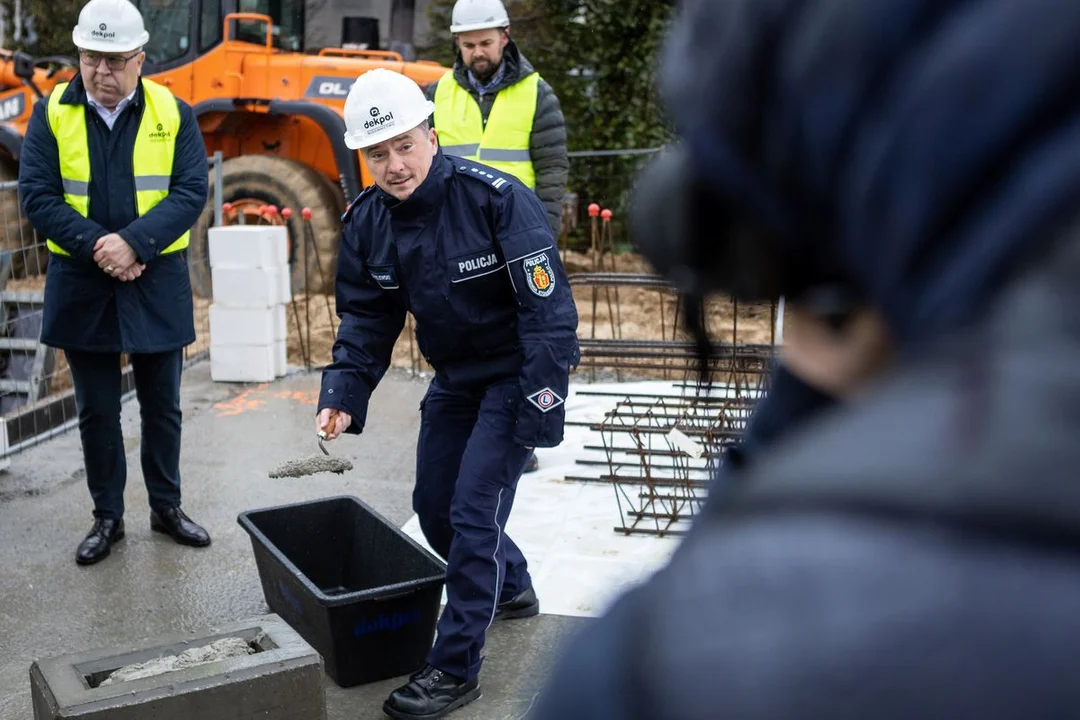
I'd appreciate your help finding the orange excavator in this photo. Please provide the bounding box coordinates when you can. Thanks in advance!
[0,0,448,295]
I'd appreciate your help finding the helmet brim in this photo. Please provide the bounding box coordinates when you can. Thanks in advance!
[450,20,510,33]
[72,28,149,54]
[343,100,435,150]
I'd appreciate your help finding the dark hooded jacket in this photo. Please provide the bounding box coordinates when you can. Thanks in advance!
[530,0,1080,717]
[425,40,568,236]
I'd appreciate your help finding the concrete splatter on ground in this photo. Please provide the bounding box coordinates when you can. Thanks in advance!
[100,637,255,686]
[268,454,354,478]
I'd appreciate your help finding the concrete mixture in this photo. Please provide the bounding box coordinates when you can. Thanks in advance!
[99,637,256,686]
[268,454,354,478]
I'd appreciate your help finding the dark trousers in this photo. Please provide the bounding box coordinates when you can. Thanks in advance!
[413,376,532,681]
[66,349,184,520]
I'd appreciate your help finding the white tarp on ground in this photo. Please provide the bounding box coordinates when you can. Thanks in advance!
[401,379,739,619]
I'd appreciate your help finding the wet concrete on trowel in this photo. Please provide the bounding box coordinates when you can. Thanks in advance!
[268,453,354,478]
[0,364,589,719]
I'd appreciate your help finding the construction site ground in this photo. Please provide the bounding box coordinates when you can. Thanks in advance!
[0,249,775,717]
[0,359,712,719]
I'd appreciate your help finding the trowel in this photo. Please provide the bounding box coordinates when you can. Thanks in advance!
[268,427,354,479]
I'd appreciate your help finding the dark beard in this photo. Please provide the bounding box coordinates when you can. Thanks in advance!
[469,61,499,84]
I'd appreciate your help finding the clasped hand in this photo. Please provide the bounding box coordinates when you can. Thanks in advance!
[93,233,145,281]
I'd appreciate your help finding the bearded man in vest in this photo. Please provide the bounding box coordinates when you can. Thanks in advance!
[427,0,569,475]
[427,0,568,236]
[18,0,211,566]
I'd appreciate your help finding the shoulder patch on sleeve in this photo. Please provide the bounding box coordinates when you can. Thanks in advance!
[522,250,556,297]
[341,185,377,223]
[455,163,513,194]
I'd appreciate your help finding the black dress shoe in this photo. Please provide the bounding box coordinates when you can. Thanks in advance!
[523,451,539,474]
[76,518,124,566]
[496,586,539,620]
[383,664,481,719]
[150,507,211,547]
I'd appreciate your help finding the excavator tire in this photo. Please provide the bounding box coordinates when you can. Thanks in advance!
[0,157,48,280]
[189,154,345,298]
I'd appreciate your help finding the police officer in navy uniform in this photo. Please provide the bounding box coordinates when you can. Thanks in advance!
[316,68,579,719]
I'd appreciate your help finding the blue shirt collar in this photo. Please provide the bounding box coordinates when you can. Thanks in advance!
[467,61,506,94]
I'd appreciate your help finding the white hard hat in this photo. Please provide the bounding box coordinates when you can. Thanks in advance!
[450,0,510,33]
[72,0,150,53]
[342,69,436,150]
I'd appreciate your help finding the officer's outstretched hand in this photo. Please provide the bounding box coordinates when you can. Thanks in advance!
[317,408,352,440]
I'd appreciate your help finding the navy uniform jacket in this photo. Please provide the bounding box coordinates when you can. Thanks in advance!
[318,150,580,448]
[18,75,207,353]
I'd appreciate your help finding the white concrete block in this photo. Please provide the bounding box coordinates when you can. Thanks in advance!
[210,344,275,383]
[212,266,288,308]
[209,304,276,346]
[208,226,288,269]
[278,264,292,301]
[274,304,287,341]
[275,338,287,377]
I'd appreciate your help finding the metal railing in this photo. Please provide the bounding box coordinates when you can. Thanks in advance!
[0,152,224,460]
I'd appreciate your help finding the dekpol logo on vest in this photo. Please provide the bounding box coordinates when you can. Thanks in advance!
[147,122,171,141]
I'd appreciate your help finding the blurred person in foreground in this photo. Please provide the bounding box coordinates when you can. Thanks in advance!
[530,0,1080,717]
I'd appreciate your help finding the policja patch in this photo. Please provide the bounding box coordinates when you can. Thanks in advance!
[523,252,556,297]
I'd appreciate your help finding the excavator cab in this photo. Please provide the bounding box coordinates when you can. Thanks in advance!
[137,0,305,71]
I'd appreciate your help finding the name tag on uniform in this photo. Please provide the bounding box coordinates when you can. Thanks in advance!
[451,248,504,284]
[368,264,399,289]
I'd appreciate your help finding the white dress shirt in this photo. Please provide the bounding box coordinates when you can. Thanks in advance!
[86,87,138,130]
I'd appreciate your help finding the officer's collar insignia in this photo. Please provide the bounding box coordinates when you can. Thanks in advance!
[523,252,555,297]
[457,164,511,192]
[527,387,565,413]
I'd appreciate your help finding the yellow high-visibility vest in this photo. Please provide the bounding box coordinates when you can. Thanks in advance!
[46,78,187,256]
[433,69,539,188]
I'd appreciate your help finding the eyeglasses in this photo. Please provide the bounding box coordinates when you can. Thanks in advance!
[79,50,142,71]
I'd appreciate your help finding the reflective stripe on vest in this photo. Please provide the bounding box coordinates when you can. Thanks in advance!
[433,69,539,188]
[46,79,187,256]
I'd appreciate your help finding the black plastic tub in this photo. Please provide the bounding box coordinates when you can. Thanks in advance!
[237,495,447,687]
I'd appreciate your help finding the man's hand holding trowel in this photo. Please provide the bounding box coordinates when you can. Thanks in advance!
[316,408,352,442]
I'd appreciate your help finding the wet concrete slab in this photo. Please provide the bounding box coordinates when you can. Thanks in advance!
[0,364,589,719]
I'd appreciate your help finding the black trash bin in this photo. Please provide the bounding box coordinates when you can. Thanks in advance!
[238,495,447,687]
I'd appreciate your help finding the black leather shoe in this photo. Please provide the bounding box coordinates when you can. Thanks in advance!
[150,507,211,547]
[496,586,539,620]
[76,518,124,566]
[523,451,539,473]
[383,664,481,719]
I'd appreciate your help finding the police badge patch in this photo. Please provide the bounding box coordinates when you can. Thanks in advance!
[523,252,555,297]
[527,387,565,413]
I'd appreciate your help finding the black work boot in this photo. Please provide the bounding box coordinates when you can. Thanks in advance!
[523,451,539,473]
[76,517,124,565]
[383,664,481,719]
[150,507,211,547]
[496,586,540,620]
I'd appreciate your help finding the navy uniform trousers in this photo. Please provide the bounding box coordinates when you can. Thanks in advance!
[413,374,532,681]
[65,349,185,520]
